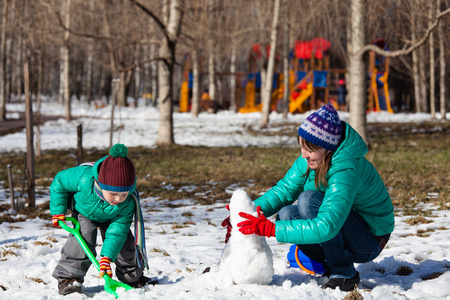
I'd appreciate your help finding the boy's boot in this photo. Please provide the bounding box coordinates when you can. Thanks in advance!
[58,278,82,295]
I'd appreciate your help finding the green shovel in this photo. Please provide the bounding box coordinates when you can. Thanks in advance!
[59,217,134,298]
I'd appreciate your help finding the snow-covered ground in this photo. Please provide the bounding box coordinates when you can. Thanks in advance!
[1,99,450,299]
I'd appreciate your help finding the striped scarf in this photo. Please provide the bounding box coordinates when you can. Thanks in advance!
[81,162,148,270]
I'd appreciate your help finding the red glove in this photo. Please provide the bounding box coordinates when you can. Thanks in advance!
[52,214,66,227]
[99,257,112,277]
[237,206,275,238]
[221,205,232,243]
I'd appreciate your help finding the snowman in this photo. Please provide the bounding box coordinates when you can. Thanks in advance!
[219,189,274,285]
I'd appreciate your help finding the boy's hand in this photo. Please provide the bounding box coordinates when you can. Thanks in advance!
[237,206,276,238]
[52,214,66,227]
[221,205,232,243]
[99,257,112,277]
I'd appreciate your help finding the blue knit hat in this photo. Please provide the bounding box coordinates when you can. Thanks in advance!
[297,104,342,151]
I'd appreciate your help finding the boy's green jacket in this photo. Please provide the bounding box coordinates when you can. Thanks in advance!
[254,122,395,245]
[50,156,135,261]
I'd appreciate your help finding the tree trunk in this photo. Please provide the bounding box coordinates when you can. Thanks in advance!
[438,0,446,119]
[84,0,94,105]
[156,0,183,146]
[348,0,368,143]
[230,46,236,112]
[411,19,421,113]
[85,42,93,104]
[191,48,200,117]
[117,72,126,106]
[157,40,174,145]
[24,62,35,208]
[134,46,141,106]
[62,0,71,121]
[4,0,12,107]
[150,43,158,106]
[208,51,215,101]
[15,35,22,103]
[260,0,280,127]
[35,50,43,158]
[418,45,428,112]
[0,0,8,121]
[281,0,290,119]
[109,78,118,148]
[429,2,436,119]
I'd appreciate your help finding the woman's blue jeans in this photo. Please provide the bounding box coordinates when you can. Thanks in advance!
[277,190,386,278]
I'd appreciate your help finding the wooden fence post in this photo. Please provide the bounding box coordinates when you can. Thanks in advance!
[7,164,15,211]
[76,123,83,165]
[24,62,36,208]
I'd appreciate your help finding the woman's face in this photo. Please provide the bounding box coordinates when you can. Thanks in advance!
[299,139,327,170]
[103,190,129,205]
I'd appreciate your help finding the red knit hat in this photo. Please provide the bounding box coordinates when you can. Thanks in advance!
[98,144,136,192]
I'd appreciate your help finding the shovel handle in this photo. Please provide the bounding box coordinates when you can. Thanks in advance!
[58,217,101,272]
[58,217,134,298]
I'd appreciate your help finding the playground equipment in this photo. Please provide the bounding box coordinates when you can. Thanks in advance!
[238,44,282,113]
[239,39,346,114]
[179,53,193,112]
[288,38,339,113]
[238,72,282,113]
[287,245,324,275]
[288,71,313,113]
[367,39,393,113]
[179,52,243,113]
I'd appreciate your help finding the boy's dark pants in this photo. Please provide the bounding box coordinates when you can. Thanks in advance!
[53,212,144,284]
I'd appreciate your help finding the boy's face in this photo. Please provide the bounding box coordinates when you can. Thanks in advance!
[103,190,129,205]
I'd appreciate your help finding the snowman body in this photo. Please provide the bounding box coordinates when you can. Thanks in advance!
[219,189,274,285]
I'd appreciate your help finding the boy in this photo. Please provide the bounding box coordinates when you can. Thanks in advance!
[50,143,155,295]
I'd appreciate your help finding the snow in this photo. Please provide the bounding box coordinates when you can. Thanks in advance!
[1,99,450,299]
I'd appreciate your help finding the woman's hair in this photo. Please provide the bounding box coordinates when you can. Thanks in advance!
[298,136,333,189]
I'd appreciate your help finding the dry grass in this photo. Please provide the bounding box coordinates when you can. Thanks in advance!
[150,247,170,256]
[0,121,449,221]
[343,288,364,300]
[395,265,413,276]
[404,216,433,225]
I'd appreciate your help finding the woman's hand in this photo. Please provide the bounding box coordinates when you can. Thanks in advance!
[237,206,275,238]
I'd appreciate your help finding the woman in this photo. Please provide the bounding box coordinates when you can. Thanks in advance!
[236,104,394,291]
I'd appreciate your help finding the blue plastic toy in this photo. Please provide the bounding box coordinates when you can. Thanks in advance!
[287,244,324,275]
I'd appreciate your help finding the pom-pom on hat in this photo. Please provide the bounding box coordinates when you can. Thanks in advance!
[98,144,136,192]
[297,104,342,151]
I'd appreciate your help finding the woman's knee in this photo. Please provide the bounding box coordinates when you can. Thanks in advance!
[297,191,324,219]
[277,205,300,221]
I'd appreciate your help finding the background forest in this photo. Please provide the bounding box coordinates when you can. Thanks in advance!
[0,0,449,144]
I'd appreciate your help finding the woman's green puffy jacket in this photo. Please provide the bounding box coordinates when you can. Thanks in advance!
[254,122,394,245]
[50,156,135,261]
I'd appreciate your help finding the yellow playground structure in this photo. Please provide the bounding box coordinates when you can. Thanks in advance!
[367,39,393,113]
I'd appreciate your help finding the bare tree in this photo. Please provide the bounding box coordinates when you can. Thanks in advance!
[60,0,71,121]
[132,0,183,146]
[260,0,280,127]
[438,0,447,119]
[348,0,367,141]
[349,1,450,142]
[429,1,436,119]
[0,0,8,121]
[281,0,290,119]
